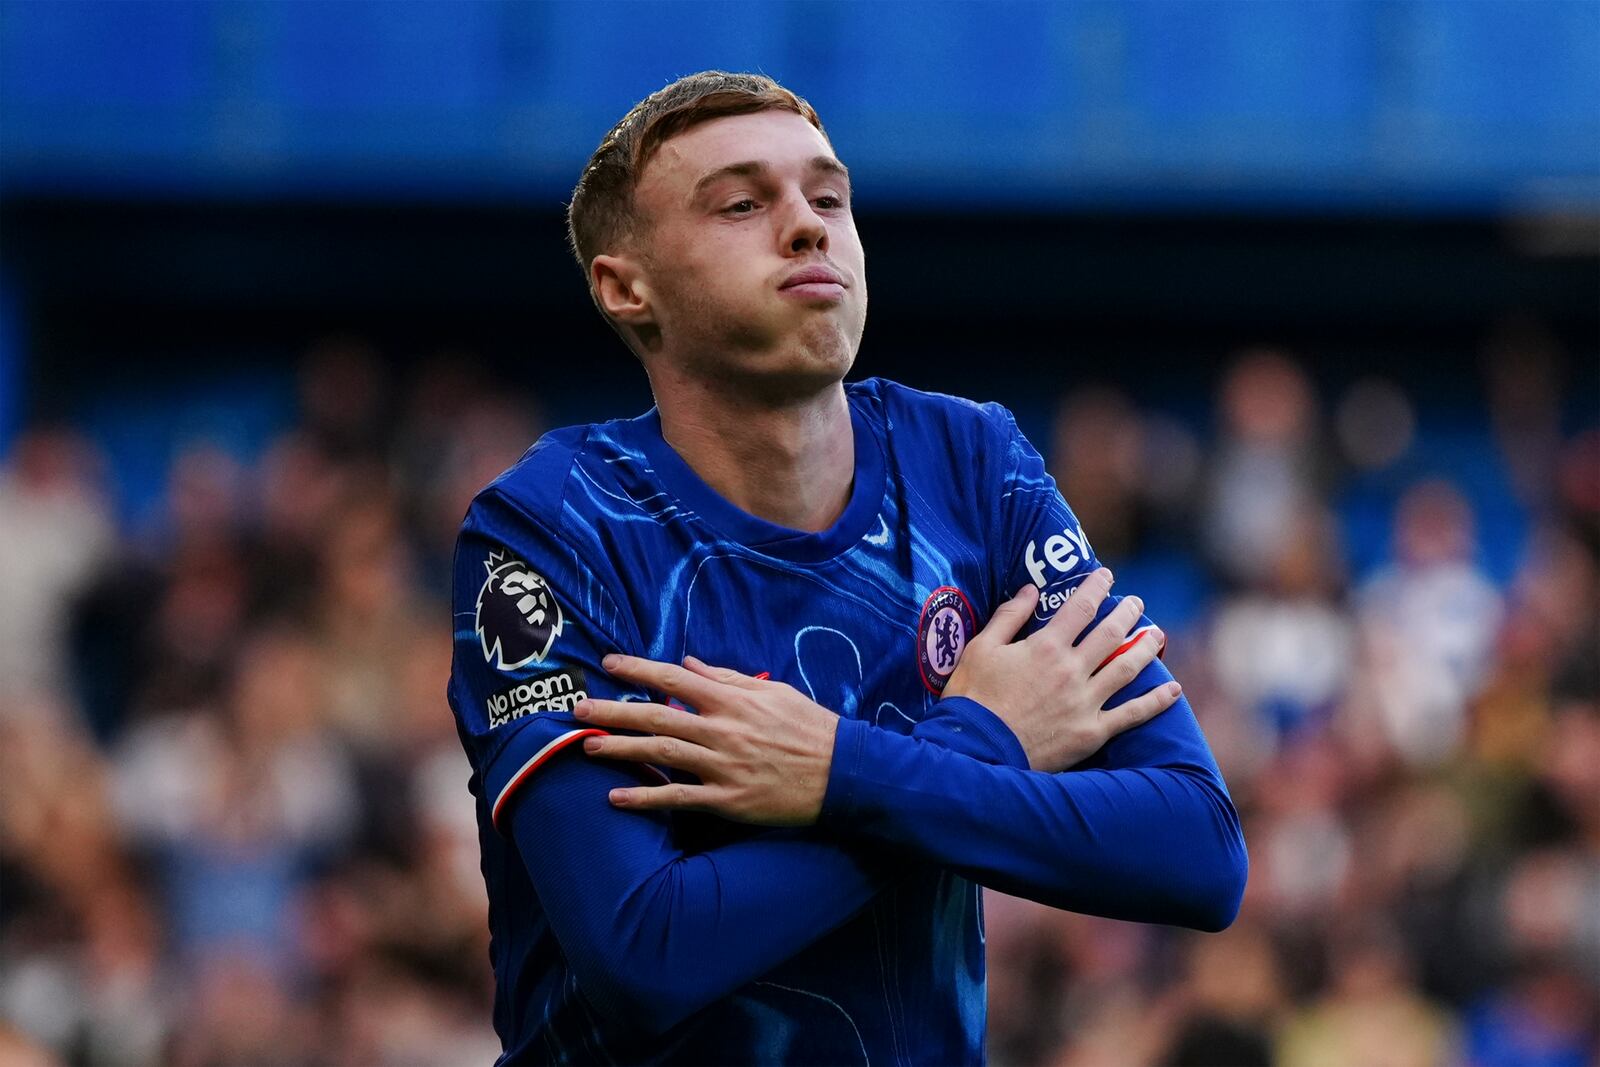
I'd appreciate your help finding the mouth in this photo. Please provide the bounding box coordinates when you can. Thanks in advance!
[779,265,848,301]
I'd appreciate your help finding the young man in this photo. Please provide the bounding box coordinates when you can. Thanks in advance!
[448,71,1247,1064]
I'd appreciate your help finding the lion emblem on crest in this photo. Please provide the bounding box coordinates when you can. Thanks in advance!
[475,552,564,671]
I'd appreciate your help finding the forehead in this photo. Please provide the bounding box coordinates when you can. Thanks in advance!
[637,110,839,204]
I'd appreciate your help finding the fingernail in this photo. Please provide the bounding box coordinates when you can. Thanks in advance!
[1168,682,1182,697]
[583,737,602,753]
[608,789,627,806]
[1103,569,1115,585]
[602,654,620,671]
[1132,596,1144,613]
[1152,627,1165,643]
[573,700,591,719]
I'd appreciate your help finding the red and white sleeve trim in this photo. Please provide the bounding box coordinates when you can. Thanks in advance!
[1096,623,1165,672]
[491,728,608,831]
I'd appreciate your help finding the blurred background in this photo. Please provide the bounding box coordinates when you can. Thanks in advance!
[1,2,1597,1065]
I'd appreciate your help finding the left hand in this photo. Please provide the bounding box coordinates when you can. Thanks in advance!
[943,572,1178,772]
[573,654,839,826]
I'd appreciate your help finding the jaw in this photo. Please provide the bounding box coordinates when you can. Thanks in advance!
[655,291,861,383]
[671,333,856,409]
[639,256,868,399]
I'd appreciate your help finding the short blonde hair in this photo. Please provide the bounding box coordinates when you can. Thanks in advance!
[566,71,828,287]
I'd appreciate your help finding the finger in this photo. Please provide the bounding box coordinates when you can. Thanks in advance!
[583,732,717,775]
[1099,680,1182,737]
[573,697,715,745]
[1043,567,1114,644]
[1080,593,1146,667]
[973,583,1039,647]
[603,653,724,706]
[682,654,764,688]
[608,780,717,812]
[1092,625,1164,701]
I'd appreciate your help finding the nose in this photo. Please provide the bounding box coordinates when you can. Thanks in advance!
[780,190,828,256]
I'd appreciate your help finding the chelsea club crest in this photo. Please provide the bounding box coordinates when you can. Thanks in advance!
[917,585,975,695]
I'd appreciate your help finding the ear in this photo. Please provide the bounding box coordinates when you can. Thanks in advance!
[591,253,655,329]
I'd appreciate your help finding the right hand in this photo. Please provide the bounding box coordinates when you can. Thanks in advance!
[943,568,1181,772]
[576,654,841,827]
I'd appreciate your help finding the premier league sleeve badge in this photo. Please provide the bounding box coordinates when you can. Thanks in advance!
[476,551,565,672]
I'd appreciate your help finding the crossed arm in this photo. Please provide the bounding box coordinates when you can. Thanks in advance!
[509,570,1247,1037]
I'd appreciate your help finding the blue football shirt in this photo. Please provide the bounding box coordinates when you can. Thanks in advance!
[447,377,1242,1063]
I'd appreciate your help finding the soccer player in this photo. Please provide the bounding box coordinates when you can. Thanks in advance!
[448,71,1247,1064]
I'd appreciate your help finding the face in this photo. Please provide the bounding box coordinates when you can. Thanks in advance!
[595,110,867,398]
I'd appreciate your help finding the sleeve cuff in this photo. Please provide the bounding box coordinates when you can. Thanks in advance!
[820,715,870,827]
[488,727,610,833]
[821,697,1028,833]
[914,696,1030,768]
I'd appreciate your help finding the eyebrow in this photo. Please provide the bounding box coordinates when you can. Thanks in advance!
[690,156,851,202]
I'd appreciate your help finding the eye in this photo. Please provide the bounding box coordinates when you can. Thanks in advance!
[724,198,757,215]
[814,195,843,210]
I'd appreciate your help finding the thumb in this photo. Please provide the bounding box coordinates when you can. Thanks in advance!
[977,584,1039,647]
[683,654,760,687]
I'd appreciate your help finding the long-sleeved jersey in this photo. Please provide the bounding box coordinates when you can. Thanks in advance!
[447,377,1247,1064]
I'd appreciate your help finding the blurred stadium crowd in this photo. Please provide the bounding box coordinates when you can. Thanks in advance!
[1,333,1595,1067]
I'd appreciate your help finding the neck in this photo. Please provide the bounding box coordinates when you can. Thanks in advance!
[652,374,855,533]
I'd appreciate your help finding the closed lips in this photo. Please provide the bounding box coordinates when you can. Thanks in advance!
[781,267,846,288]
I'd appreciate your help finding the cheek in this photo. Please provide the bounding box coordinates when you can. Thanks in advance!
[828,213,863,252]
[681,240,768,303]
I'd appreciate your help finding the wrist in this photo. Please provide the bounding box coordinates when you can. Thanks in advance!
[803,713,840,823]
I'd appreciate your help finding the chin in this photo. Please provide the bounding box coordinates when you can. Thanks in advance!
[676,303,864,399]
[736,333,856,405]
[788,320,859,378]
